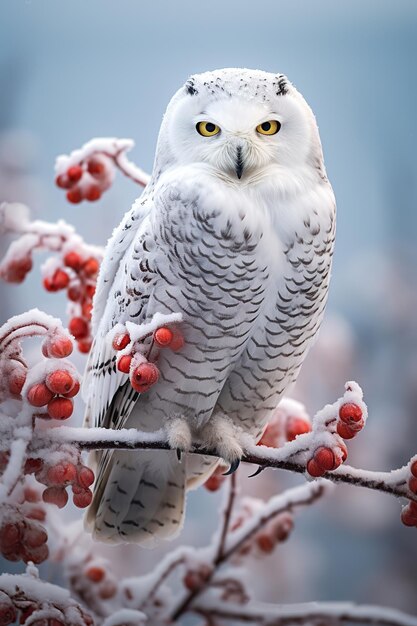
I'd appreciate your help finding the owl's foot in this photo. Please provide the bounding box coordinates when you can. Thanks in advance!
[199,414,243,474]
[165,416,192,461]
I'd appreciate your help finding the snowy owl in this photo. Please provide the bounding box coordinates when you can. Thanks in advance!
[83,68,336,546]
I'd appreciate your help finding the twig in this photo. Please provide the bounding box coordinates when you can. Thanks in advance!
[215,473,237,561]
[47,427,412,501]
[170,482,326,621]
[192,600,417,626]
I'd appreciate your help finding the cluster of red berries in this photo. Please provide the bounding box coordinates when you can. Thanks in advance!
[0,590,93,626]
[183,563,212,592]
[82,564,118,600]
[1,256,33,284]
[306,402,364,478]
[257,412,311,449]
[55,155,114,204]
[231,505,294,557]
[25,458,94,511]
[401,459,417,528]
[25,367,80,420]
[0,515,48,565]
[43,249,100,354]
[5,334,73,401]
[112,325,184,393]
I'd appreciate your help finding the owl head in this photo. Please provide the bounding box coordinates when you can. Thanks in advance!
[153,68,326,185]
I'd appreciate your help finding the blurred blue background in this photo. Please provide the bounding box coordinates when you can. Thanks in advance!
[1,0,417,617]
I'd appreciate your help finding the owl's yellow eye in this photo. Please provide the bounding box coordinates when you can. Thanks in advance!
[256,120,281,135]
[196,121,221,137]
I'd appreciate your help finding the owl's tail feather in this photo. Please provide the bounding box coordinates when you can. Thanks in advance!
[85,449,186,546]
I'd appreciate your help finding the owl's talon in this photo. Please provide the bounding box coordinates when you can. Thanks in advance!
[176,448,182,462]
[223,458,240,475]
[248,465,264,478]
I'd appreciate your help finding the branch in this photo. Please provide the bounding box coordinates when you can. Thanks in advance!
[48,426,413,501]
[215,473,237,561]
[170,482,327,621]
[193,600,417,626]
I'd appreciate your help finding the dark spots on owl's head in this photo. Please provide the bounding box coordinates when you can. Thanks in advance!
[185,80,198,96]
[276,75,289,96]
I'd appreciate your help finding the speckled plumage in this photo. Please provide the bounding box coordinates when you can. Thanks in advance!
[83,68,336,546]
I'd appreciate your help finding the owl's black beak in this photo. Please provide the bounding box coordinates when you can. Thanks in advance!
[235,146,244,179]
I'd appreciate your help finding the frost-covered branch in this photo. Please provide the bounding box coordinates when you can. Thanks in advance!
[47,424,417,504]
[54,138,150,203]
[192,600,417,626]
[0,203,103,352]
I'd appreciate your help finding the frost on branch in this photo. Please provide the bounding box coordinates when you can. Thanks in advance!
[0,202,103,352]
[0,310,95,566]
[54,137,151,204]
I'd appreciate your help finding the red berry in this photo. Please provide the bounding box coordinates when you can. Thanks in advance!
[73,488,93,508]
[69,317,89,339]
[85,284,96,298]
[26,507,46,522]
[47,397,73,420]
[87,158,106,176]
[23,525,47,548]
[47,462,77,485]
[78,338,92,353]
[85,186,102,202]
[409,477,417,495]
[130,362,159,393]
[154,327,174,347]
[314,446,337,471]
[85,566,105,583]
[273,516,294,542]
[170,329,184,351]
[0,592,17,626]
[77,466,95,488]
[286,417,311,442]
[27,383,54,407]
[112,333,130,351]
[401,503,417,527]
[22,542,49,564]
[66,187,83,204]
[337,422,356,440]
[204,474,225,492]
[117,354,132,373]
[82,301,93,320]
[0,522,21,550]
[339,403,363,424]
[45,369,75,395]
[62,380,80,398]
[44,335,73,358]
[83,257,100,276]
[42,486,68,508]
[2,257,33,283]
[306,458,324,478]
[56,173,71,189]
[67,165,83,182]
[8,368,26,396]
[24,458,43,475]
[24,487,40,503]
[64,251,83,271]
[67,285,82,301]
[256,533,275,554]
[410,459,417,478]
[50,269,70,290]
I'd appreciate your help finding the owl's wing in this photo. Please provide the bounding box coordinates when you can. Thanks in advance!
[82,195,153,430]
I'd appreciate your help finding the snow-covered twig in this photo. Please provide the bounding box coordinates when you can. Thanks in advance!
[47,425,415,502]
[215,473,237,561]
[170,482,327,621]
[54,138,150,204]
[192,599,417,626]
